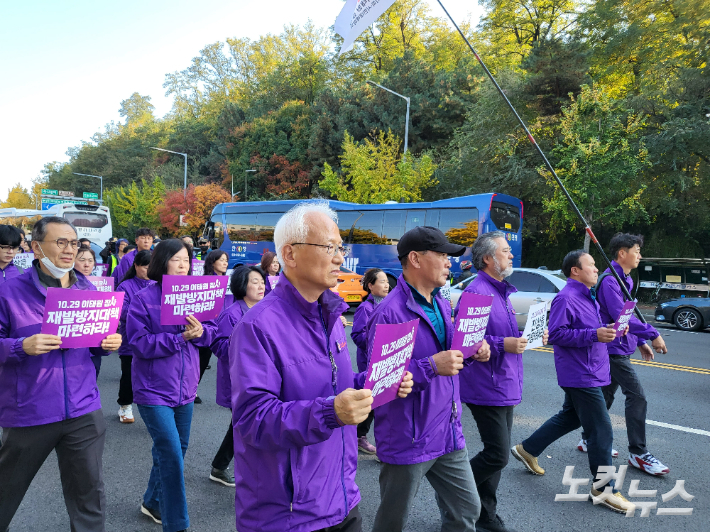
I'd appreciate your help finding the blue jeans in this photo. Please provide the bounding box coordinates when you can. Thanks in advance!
[522,386,614,487]
[137,402,194,532]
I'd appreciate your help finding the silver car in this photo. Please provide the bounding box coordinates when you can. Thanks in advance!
[450,268,567,329]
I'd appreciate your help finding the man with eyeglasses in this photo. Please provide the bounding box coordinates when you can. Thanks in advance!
[0,225,24,286]
[229,201,413,532]
[0,216,122,532]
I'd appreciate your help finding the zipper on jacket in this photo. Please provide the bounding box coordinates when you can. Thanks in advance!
[450,376,458,450]
[62,349,69,419]
[179,329,186,405]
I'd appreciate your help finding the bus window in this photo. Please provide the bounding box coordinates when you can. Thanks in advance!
[405,211,425,232]
[439,208,479,246]
[352,211,385,244]
[490,201,521,232]
[225,213,258,241]
[382,211,406,242]
[425,209,440,227]
[63,212,108,229]
[210,217,225,247]
[254,213,281,242]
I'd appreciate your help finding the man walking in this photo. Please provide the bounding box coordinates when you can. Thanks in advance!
[577,233,669,475]
[511,250,635,514]
[112,228,155,282]
[369,226,491,532]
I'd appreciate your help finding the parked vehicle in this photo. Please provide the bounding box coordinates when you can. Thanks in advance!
[654,297,710,331]
[450,268,567,329]
[331,266,368,305]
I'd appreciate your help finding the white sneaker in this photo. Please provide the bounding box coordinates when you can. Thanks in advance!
[119,404,135,424]
[577,439,618,458]
[628,452,669,476]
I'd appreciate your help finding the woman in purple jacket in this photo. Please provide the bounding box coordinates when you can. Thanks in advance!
[350,267,389,454]
[115,249,153,423]
[207,265,265,487]
[126,239,216,532]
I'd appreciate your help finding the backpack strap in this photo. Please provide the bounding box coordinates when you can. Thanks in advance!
[594,271,612,293]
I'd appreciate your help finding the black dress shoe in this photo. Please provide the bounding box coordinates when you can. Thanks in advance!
[477,515,517,532]
[194,396,202,404]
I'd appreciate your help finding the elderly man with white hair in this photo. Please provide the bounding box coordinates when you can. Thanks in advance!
[228,201,413,532]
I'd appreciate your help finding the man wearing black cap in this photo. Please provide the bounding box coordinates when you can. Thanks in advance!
[368,226,490,532]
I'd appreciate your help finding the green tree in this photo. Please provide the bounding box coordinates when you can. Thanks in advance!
[119,93,155,126]
[319,130,437,203]
[1,183,34,209]
[104,177,166,239]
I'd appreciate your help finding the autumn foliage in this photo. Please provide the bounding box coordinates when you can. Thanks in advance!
[156,183,232,236]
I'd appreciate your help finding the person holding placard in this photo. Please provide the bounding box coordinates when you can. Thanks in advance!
[511,250,635,514]
[230,202,413,532]
[115,249,153,424]
[73,246,105,377]
[455,232,546,532]
[577,233,669,476]
[368,226,491,532]
[0,216,122,532]
[112,227,156,282]
[0,225,24,285]
[351,267,390,455]
[207,265,266,488]
[126,239,217,532]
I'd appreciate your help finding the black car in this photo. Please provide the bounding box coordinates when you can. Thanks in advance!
[654,297,710,331]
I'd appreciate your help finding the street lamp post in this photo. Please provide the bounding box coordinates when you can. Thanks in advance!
[73,172,103,202]
[366,80,410,155]
[150,147,188,198]
[244,169,256,200]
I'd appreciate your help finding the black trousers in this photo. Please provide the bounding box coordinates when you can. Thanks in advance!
[0,409,106,532]
[117,355,133,406]
[198,347,212,383]
[315,506,362,532]
[356,411,374,439]
[465,404,514,524]
[211,422,234,471]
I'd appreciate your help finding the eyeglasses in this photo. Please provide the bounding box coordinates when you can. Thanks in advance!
[0,245,20,252]
[291,243,350,257]
[41,239,80,250]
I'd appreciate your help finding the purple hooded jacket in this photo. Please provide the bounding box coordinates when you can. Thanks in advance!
[549,278,611,388]
[598,261,659,356]
[126,282,217,407]
[455,270,523,406]
[0,265,108,427]
[112,248,137,283]
[116,276,154,357]
[210,298,250,409]
[366,275,467,465]
[0,262,23,286]
[351,297,376,373]
[230,274,360,532]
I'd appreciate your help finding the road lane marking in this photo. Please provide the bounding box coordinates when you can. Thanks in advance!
[646,420,710,437]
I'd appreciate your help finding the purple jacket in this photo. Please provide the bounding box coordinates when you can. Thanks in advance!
[230,274,360,532]
[126,283,216,407]
[0,266,107,427]
[211,299,250,409]
[598,261,659,356]
[112,249,137,283]
[116,276,154,357]
[455,270,523,406]
[0,262,23,286]
[367,275,466,465]
[351,297,376,373]
[548,278,611,388]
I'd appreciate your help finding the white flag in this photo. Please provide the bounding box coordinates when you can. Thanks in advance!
[334,0,397,55]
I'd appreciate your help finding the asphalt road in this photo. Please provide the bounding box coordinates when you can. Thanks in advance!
[7,316,709,531]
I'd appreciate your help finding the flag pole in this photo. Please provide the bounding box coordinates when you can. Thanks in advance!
[434,0,645,322]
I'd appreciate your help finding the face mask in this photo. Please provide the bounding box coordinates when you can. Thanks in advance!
[38,243,75,279]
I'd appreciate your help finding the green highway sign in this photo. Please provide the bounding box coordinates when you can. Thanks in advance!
[83,192,99,199]
[42,199,88,205]
[41,189,58,195]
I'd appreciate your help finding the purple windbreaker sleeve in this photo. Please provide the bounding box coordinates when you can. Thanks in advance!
[351,301,373,373]
[0,298,27,364]
[210,311,239,361]
[126,292,187,359]
[598,277,659,343]
[231,321,339,451]
[548,296,598,348]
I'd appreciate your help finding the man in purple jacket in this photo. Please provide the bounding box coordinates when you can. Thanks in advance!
[578,233,669,476]
[229,201,413,532]
[111,227,155,282]
[0,217,122,531]
[369,226,491,532]
[511,250,635,514]
[455,232,546,532]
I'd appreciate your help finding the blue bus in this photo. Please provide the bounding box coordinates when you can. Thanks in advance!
[203,193,523,284]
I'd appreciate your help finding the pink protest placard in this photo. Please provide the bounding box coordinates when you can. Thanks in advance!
[41,288,124,348]
[160,275,228,325]
[364,319,419,409]
[92,264,109,276]
[453,292,494,358]
[268,276,279,290]
[613,300,636,337]
[86,276,114,292]
[192,260,205,276]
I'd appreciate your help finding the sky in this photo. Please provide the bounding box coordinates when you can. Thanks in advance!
[0,0,483,200]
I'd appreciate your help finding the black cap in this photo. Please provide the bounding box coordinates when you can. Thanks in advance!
[397,226,467,260]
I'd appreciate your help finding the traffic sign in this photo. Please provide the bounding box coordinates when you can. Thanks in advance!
[58,190,73,197]
[41,188,58,195]
[41,199,88,210]
[83,192,99,199]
